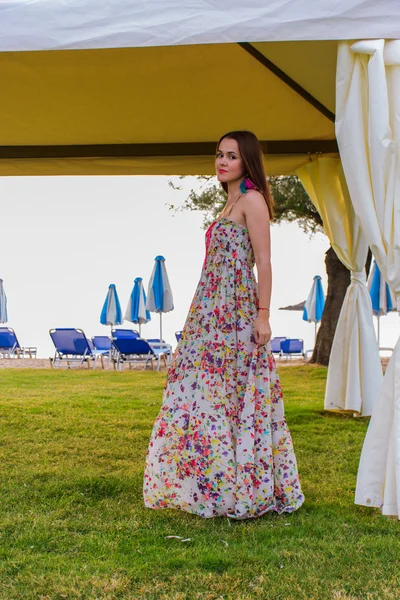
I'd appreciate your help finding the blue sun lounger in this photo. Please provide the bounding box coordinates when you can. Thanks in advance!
[92,335,113,351]
[0,327,37,358]
[270,336,287,358]
[50,328,108,368]
[91,335,114,369]
[280,338,305,359]
[50,328,92,368]
[147,338,173,366]
[112,337,168,371]
[112,328,140,339]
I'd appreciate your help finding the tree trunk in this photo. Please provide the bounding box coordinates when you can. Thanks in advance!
[309,247,350,366]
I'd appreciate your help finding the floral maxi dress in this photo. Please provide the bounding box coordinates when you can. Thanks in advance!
[143,216,304,519]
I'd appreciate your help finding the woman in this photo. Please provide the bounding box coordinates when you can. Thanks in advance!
[143,130,304,519]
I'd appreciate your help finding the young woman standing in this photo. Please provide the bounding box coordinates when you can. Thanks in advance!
[143,130,304,519]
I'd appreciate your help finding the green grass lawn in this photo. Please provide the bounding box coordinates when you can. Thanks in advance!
[0,366,399,600]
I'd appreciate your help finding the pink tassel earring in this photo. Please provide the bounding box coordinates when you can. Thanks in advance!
[240,176,255,194]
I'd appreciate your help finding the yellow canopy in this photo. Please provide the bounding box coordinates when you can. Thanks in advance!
[0,41,337,176]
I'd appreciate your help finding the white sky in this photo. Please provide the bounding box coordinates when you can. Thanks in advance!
[0,175,398,358]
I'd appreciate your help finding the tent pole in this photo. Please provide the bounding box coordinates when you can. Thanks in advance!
[238,43,335,122]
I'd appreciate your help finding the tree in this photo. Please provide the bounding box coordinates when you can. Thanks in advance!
[267,177,353,365]
[168,176,353,366]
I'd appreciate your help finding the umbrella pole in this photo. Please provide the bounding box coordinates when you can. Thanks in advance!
[314,322,317,346]
[139,323,142,337]
[160,312,162,342]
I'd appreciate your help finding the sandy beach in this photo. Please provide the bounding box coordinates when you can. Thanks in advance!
[0,357,311,370]
[0,358,53,369]
[0,357,390,370]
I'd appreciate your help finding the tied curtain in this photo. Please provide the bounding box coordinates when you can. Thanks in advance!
[336,39,400,516]
[297,157,382,417]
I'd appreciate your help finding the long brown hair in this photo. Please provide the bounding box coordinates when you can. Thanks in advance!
[217,130,274,219]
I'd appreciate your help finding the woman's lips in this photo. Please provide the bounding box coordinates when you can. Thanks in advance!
[218,169,227,173]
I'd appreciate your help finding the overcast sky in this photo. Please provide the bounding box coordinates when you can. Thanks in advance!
[0,175,397,358]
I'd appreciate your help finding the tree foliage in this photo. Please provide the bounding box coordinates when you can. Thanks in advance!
[269,176,323,235]
[168,175,323,236]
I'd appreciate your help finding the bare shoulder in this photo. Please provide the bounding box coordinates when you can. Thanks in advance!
[243,189,270,219]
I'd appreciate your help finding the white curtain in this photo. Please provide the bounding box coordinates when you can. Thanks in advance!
[336,39,400,516]
[297,157,382,416]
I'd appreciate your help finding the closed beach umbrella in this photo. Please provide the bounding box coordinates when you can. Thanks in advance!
[100,284,123,331]
[125,277,150,337]
[0,279,8,323]
[303,275,325,344]
[146,256,174,341]
[367,259,395,346]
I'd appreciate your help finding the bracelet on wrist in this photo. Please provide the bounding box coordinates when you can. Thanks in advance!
[258,307,270,311]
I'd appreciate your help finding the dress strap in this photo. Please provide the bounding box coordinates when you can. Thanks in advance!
[226,192,243,217]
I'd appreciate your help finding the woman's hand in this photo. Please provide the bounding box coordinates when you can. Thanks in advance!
[254,312,272,346]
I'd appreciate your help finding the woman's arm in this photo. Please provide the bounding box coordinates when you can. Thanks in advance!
[243,189,272,345]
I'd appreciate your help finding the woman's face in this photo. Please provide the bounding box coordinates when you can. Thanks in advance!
[216,137,245,184]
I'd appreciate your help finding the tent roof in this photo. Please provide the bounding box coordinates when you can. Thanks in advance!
[0,0,398,177]
[0,41,337,176]
[1,0,399,52]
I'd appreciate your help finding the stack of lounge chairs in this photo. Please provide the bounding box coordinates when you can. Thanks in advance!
[49,328,173,371]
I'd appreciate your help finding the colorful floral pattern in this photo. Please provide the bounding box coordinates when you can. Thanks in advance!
[143,218,304,519]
